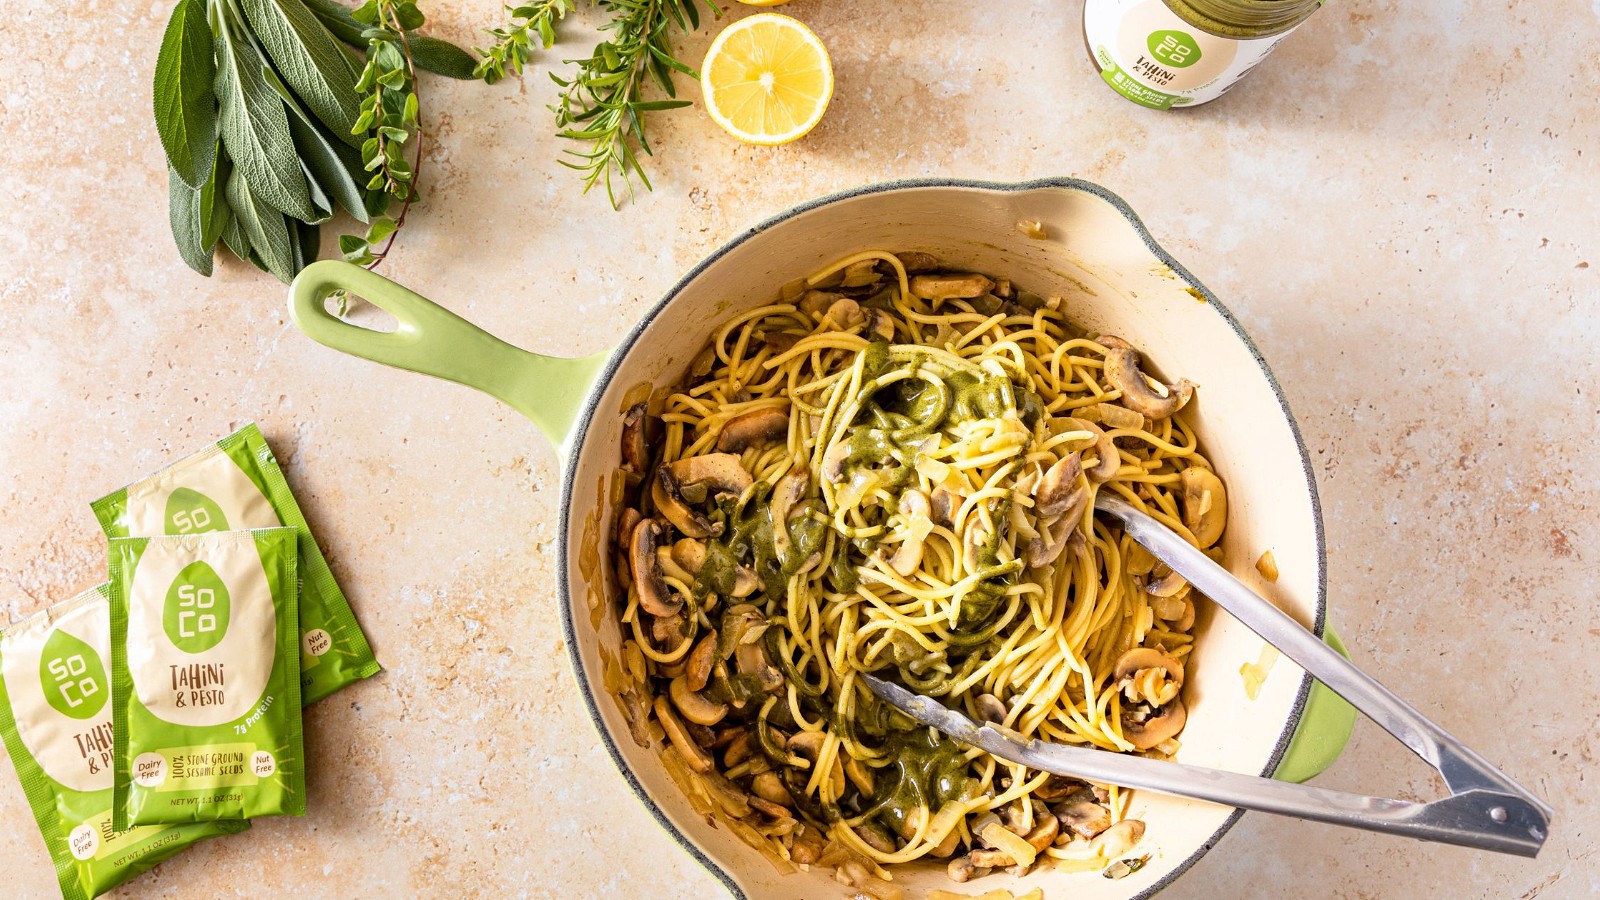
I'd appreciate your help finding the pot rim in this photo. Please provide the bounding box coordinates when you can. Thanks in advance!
[555,176,1329,899]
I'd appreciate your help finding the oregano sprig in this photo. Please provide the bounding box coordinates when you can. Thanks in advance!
[339,0,423,268]
[474,0,574,84]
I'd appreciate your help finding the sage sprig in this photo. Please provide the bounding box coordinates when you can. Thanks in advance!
[153,0,477,283]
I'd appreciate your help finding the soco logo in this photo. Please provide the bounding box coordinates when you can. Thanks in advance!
[164,561,232,653]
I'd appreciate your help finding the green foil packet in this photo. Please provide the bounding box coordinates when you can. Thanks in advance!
[92,422,378,704]
[0,585,247,900]
[109,528,305,828]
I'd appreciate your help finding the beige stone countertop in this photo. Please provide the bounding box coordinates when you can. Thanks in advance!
[1,0,1595,897]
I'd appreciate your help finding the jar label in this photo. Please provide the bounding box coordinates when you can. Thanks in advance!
[1084,0,1307,108]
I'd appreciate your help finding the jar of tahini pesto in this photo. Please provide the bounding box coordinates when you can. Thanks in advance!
[1084,0,1323,109]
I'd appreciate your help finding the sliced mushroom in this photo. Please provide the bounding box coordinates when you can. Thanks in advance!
[748,795,790,820]
[885,489,933,576]
[969,848,1017,869]
[630,519,682,617]
[1180,465,1227,549]
[1062,417,1120,482]
[619,686,651,748]
[1025,813,1060,852]
[975,693,1007,724]
[843,757,876,795]
[717,407,790,453]
[1090,819,1146,858]
[670,675,729,726]
[656,546,695,585]
[669,453,754,496]
[787,730,846,796]
[946,855,985,883]
[652,469,714,539]
[1034,452,1084,517]
[686,631,718,692]
[1174,596,1196,631]
[1034,774,1084,802]
[820,440,851,483]
[620,402,651,473]
[1114,648,1184,684]
[1026,515,1075,568]
[825,297,866,331]
[790,825,827,865]
[671,538,707,575]
[767,468,811,560]
[799,290,845,319]
[1145,567,1188,598]
[910,273,995,301]
[896,251,940,273]
[1055,800,1113,839]
[615,507,641,556]
[736,639,784,693]
[930,486,958,528]
[864,308,895,341]
[1098,336,1194,419]
[752,771,794,807]
[1122,697,1187,750]
[655,695,713,772]
[650,612,686,647]
[731,566,759,598]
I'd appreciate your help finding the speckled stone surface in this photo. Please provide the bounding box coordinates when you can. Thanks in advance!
[1,0,1595,897]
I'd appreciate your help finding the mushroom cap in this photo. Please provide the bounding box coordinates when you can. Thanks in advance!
[630,518,682,617]
[1035,452,1085,518]
[669,453,754,495]
[1099,335,1195,419]
[652,468,714,539]
[621,402,652,473]
[1113,647,1184,683]
[654,695,713,772]
[1061,417,1120,482]
[716,407,791,453]
[686,631,718,692]
[670,675,730,726]
[895,251,940,273]
[1122,697,1187,750]
[1180,465,1227,549]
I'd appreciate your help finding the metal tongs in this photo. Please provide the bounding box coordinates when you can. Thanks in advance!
[863,494,1552,857]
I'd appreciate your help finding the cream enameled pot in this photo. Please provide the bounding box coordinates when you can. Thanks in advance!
[288,178,1355,899]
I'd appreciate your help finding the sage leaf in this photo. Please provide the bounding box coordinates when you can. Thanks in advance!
[168,167,213,276]
[200,148,232,250]
[293,219,322,271]
[153,0,216,188]
[260,64,370,222]
[221,206,252,261]
[239,0,364,147]
[215,19,316,221]
[226,166,297,282]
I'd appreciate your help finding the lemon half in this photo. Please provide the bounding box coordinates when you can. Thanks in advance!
[701,13,833,146]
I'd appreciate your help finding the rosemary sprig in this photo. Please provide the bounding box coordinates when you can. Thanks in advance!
[477,0,718,207]
[474,0,574,84]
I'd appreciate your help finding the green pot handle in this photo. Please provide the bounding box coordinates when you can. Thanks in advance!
[1274,624,1358,783]
[287,260,609,450]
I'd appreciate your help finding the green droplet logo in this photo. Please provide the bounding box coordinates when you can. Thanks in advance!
[164,561,231,653]
[1148,30,1202,68]
[39,630,108,720]
[164,488,229,535]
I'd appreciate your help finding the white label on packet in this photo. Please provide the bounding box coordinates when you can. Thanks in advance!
[126,535,277,727]
[122,443,283,536]
[0,597,116,793]
[1083,0,1308,109]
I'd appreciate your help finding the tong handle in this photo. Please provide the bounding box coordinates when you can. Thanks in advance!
[1095,495,1552,820]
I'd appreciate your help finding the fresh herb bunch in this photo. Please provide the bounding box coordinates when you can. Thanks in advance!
[338,0,424,267]
[477,0,719,207]
[154,0,476,283]
[474,0,574,85]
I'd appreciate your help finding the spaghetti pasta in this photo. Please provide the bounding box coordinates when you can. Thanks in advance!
[611,251,1225,885]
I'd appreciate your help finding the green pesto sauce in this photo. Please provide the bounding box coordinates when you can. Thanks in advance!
[870,722,973,834]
